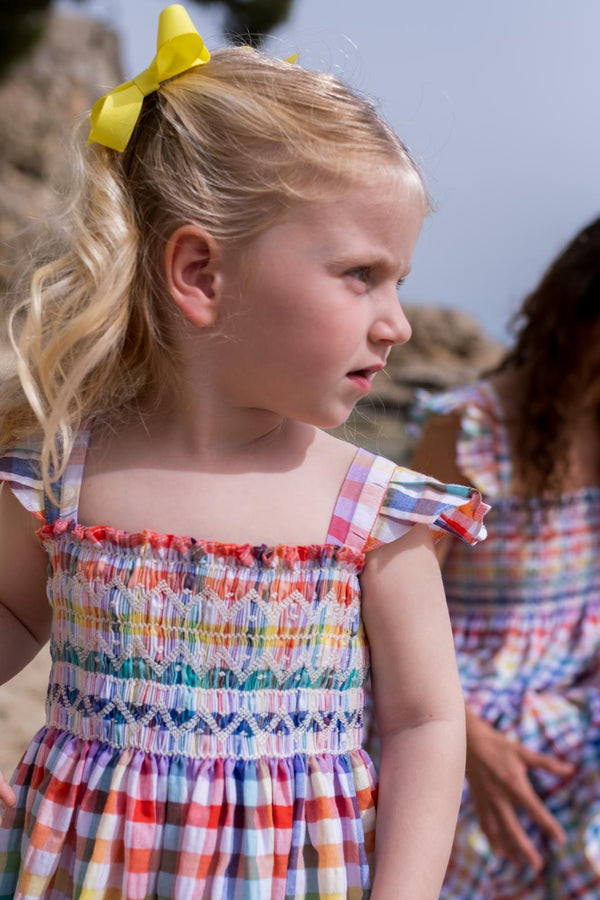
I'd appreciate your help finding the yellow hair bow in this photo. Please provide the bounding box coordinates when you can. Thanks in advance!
[88,4,210,152]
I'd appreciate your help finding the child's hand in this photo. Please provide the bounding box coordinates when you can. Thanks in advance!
[466,710,575,872]
[0,771,16,824]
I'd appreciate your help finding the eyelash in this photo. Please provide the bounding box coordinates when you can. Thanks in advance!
[349,267,371,284]
[349,268,406,291]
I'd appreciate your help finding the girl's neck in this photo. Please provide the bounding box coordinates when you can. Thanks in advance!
[106,391,318,477]
[140,399,287,460]
[82,406,353,547]
[138,321,301,463]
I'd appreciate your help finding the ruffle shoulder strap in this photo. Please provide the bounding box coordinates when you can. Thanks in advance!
[327,446,488,554]
[0,431,90,524]
[0,440,45,520]
[410,381,510,496]
[367,464,489,551]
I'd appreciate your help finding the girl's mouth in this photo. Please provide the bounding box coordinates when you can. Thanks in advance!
[346,366,383,392]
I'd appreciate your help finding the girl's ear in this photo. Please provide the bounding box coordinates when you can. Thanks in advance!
[164,225,223,327]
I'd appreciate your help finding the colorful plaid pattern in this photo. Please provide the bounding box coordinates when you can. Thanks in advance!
[416,383,600,899]
[0,430,89,523]
[326,448,488,551]
[0,440,486,899]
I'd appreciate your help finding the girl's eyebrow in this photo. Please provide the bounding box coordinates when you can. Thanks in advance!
[328,252,412,277]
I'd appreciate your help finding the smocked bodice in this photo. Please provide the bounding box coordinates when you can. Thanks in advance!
[415,383,600,712]
[0,440,486,900]
[42,523,368,759]
[444,489,600,705]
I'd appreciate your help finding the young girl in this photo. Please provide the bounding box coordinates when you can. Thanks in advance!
[411,217,600,898]
[0,6,487,898]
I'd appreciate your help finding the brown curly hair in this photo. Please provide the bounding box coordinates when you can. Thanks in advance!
[497,216,600,497]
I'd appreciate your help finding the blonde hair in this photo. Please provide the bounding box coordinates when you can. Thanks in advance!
[2,46,425,500]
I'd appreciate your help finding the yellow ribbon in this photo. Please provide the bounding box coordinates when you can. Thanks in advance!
[88,4,210,152]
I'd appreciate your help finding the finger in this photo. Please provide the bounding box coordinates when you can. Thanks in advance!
[476,804,505,859]
[518,747,575,776]
[509,779,567,845]
[495,797,545,872]
[478,799,541,870]
[474,793,530,866]
[0,774,16,809]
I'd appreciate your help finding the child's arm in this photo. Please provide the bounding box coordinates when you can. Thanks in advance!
[0,484,51,683]
[361,524,465,900]
[0,483,51,822]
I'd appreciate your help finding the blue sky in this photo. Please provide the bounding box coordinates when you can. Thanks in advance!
[59,0,600,343]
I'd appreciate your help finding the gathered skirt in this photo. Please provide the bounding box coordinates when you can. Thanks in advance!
[0,727,377,900]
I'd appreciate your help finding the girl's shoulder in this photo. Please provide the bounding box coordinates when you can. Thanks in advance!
[328,443,488,555]
[412,378,503,424]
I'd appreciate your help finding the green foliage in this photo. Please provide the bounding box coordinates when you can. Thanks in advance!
[193,0,294,47]
[0,0,294,83]
[0,0,53,80]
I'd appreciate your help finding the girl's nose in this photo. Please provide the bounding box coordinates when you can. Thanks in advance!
[370,299,412,347]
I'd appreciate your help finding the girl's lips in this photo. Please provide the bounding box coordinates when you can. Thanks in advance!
[346,373,373,393]
[346,366,383,393]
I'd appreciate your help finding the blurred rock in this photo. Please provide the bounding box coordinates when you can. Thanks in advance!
[0,10,122,298]
[0,651,50,776]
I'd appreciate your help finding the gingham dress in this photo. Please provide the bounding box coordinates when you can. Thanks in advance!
[415,382,600,900]
[0,434,486,900]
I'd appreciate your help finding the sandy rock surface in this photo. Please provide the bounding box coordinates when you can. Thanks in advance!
[0,10,122,298]
[0,650,49,776]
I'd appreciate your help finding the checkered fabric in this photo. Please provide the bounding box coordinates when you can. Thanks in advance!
[326,449,488,550]
[0,439,486,899]
[415,382,600,899]
[0,431,88,523]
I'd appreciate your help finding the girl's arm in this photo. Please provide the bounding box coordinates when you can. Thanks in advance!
[0,483,51,823]
[361,524,465,900]
[0,484,51,683]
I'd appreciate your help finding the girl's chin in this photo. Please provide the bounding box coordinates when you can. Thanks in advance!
[311,408,357,431]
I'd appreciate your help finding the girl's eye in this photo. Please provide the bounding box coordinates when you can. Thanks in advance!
[396,277,406,292]
[348,267,371,284]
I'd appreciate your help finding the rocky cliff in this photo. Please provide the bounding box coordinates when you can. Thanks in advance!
[0,10,122,297]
